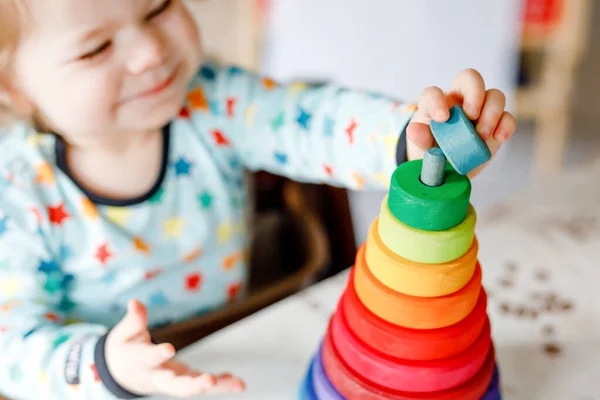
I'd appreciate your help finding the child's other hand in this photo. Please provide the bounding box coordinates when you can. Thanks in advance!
[406,68,516,177]
[105,300,245,397]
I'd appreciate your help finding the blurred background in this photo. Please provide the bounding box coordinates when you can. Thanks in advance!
[184,0,597,282]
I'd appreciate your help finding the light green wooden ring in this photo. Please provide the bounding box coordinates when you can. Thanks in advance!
[378,197,476,264]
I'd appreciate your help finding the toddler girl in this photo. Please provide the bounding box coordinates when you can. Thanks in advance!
[0,0,515,398]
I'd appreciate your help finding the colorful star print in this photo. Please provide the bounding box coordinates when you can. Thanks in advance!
[90,364,100,382]
[52,333,71,349]
[179,107,190,119]
[268,112,284,135]
[198,191,213,209]
[35,162,55,184]
[163,217,185,238]
[200,65,216,81]
[144,268,162,280]
[323,164,334,176]
[148,187,164,204]
[133,237,151,255]
[323,117,335,137]
[48,203,70,225]
[59,245,72,262]
[274,152,288,165]
[228,282,242,302]
[223,252,242,270]
[212,129,230,146]
[81,198,98,220]
[38,260,60,274]
[381,133,399,157]
[187,87,208,111]
[297,107,312,130]
[95,242,113,265]
[217,222,233,243]
[148,291,169,308]
[227,97,237,118]
[174,157,193,177]
[246,104,258,126]
[346,119,358,145]
[263,78,276,90]
[0,216,8,238]
[185,273,203,291]
[105,207,131,226]
[184,247,202,263]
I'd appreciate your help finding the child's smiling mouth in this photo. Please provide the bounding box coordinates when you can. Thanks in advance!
[121,64,181,105]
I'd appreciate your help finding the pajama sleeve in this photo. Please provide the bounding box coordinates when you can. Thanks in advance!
[0,176,119,399]
[187,61,416,190]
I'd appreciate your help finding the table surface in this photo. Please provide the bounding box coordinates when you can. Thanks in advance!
[153,160,600,400]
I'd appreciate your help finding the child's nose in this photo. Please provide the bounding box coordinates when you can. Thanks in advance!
[126,29,167,75]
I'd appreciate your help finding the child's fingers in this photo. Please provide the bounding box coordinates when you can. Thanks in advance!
[202,374,246,394]
[132,342,176,367]
[492,111,517,143]
[467,134,503,179]
[475,89,506,140]
[151,369,218,398]
[110,299,148,342]
[413,86,450,125]
[449,68,486,120]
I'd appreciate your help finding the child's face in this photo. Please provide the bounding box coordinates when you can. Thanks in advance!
[12,0,202,139]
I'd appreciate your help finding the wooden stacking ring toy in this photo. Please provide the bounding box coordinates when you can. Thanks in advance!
[298,356,318,399]
[330,304,492,392]
[430,106,492,176]
[354,244,482,329]
[387,159,471,232]
[341,273,488,361]
[482,366,501,400]
[322,326,497,400]
[368,218,478,297]
[311,343,345,400]
[377,197,476,265]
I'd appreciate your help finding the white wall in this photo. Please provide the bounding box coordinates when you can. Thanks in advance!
[260,0,524,243]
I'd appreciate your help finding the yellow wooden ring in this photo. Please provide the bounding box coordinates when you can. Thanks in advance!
[378,197,476,264]
[366,218,478,297]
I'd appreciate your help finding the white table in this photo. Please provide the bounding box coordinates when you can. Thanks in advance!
[156,160,600,400]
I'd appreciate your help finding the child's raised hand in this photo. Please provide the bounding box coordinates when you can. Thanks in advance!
[406,68,516,177]
[105,299,245,397]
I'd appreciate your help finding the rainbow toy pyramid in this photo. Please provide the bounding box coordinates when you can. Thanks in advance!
[299,106,501,400]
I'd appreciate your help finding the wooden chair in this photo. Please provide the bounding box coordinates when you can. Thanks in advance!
[516,0,593,178]
[151,177,332,350]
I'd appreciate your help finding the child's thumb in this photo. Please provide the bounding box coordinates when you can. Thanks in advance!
[110,299,148,342]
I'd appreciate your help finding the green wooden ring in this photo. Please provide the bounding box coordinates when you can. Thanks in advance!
[378,197,476,264]
[388,160,471,231]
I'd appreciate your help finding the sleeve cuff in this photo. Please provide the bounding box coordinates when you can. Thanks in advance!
[94,331,145,399]
[395,125,408,166]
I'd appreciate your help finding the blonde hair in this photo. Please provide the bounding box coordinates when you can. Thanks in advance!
[0,0,30,125]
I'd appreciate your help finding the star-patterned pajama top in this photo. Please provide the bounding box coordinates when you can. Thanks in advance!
[0,61,415,399]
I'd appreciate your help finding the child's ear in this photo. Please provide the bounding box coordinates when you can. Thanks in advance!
[0,73,34,119]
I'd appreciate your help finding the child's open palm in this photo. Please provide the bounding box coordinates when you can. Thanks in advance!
[105,300,245,397]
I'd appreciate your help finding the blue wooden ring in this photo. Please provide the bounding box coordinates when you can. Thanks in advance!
[313,343,345,399]
[481,364,501,400]
[430,106,492,175]
[298,355,319,400]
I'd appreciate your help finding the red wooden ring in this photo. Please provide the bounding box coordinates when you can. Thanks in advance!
[331,304,492,392]
[322,326,496,400]
[342,267,488,360]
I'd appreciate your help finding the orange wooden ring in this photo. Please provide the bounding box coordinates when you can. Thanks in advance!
[366,218,478,297]
[322,325,496,400]
[354,244,482,329]
[330,303,492,392]
[342,269,488,360]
